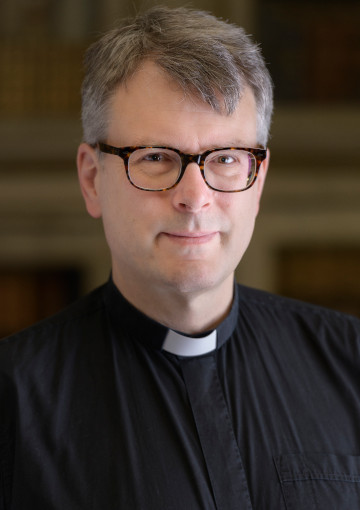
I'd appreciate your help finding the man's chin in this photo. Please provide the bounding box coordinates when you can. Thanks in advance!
[161,265,228,296]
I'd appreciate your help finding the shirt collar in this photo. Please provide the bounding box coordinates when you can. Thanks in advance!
[104,277,238,357]
[162,329,217,357]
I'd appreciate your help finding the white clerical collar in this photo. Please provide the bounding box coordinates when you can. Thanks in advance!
[162,329,217,357]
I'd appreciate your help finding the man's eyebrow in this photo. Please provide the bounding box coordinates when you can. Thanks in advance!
[209,142,258,150]
[124,140,255,149]
[219,141,249,147]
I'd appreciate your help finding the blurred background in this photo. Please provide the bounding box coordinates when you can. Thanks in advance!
[0,0,359,337]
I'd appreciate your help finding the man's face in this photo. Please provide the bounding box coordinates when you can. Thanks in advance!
[78,61,268,304]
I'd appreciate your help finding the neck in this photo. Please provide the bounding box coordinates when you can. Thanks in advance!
[112,271,234,335]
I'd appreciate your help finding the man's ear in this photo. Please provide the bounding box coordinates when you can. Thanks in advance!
[77,143,102,218]
[255,148,270,216]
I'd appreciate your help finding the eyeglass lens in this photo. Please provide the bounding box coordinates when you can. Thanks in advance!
[128,148,256,191]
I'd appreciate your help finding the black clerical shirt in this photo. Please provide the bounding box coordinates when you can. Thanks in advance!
[1,279,360,509]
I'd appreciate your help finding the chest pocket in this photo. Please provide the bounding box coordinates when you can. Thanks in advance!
[274,453,360,510]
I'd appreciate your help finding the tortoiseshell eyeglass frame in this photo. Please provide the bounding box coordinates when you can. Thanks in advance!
[96,142,267,193]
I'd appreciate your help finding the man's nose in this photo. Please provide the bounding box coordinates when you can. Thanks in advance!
[171,162,212,213]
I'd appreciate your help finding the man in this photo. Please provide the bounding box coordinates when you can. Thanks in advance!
[1,6,360,510]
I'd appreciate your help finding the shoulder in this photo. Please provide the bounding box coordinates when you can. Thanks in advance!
[0,282,109,371]
[236,283,359,321]
[237,284,360,316]
[235,283,360,345]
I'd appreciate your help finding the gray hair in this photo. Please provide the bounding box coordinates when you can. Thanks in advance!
[81,6,273,147]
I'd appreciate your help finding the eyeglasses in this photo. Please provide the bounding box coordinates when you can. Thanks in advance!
[97,142,267,193]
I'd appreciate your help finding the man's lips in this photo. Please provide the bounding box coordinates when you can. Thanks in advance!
[161,231,218,245]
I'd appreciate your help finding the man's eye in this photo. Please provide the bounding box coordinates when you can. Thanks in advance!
[216,155,236,164]
[144,153,165,162]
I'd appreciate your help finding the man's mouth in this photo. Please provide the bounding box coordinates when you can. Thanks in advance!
[162,231,218,245]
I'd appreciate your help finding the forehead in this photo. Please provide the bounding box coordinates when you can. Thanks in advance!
[107,61,258,149]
